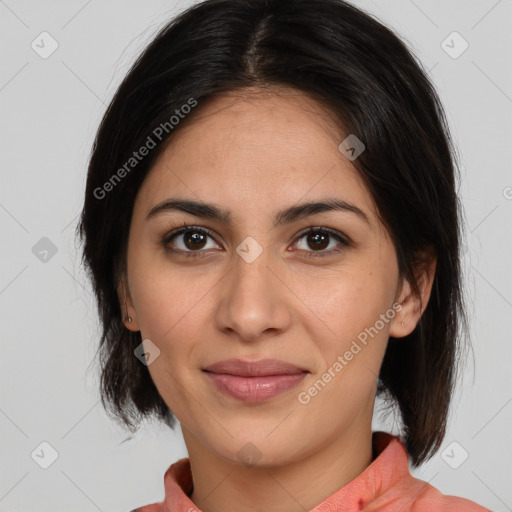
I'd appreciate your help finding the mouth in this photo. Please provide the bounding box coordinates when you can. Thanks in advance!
[203,358,308,377]
[203,358,309,402]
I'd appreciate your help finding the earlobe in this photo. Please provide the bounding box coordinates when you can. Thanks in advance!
[389,279,416,338]
[117,278,140,331]
[389,254,437,338]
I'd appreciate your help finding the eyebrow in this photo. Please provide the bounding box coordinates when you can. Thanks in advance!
[146,197,370,227]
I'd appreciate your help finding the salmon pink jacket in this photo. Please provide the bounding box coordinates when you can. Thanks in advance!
[131,431,491,512]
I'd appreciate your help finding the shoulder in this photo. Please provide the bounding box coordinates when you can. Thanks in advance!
[129,504,163,512]
[129,458,192,512]
[397,475,492,512]
[360,433,492,511]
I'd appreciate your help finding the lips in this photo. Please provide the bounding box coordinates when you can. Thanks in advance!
[203,359,309,402]
[203,358,308,377]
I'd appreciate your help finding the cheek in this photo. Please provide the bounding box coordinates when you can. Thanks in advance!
[132,269,209,416]
[294,263,397,372]
[137,286,207,352]
[292,262,394,330]
[129,244,217,341]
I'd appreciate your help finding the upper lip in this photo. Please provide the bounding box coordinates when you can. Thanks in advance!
[203,359,309,377]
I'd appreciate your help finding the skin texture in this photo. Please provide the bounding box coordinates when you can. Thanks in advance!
[119,86,436,512]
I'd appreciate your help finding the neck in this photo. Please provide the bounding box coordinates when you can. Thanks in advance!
[184,424,373,512]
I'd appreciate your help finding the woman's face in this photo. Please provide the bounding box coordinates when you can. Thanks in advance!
[122,87,410,467]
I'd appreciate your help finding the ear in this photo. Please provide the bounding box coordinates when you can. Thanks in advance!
[389,250,437,338]
[117,275,141,332]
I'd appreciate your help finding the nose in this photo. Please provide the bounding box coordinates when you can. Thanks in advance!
[214,240,292,343]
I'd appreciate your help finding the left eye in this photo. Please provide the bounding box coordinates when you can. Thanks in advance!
[161,225,349,258]
[293,227,349,257]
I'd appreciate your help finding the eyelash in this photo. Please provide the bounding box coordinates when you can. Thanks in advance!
[160,224,350,259]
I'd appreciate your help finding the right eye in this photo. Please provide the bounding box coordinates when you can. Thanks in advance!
[161,225,221,257]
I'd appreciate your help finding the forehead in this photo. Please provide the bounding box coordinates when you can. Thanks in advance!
[134,87,380,231]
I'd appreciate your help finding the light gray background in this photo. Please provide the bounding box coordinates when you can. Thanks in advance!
[1,1,511,511]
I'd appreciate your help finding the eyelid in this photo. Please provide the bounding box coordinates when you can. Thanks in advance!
[161,224,219,249]
[160,224,350,257]
[291,226,350,258]
[295,225,350,245]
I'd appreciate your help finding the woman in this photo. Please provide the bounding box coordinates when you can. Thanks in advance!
[77,0,491,510]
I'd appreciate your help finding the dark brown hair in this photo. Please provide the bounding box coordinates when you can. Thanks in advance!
[77,0,469,466]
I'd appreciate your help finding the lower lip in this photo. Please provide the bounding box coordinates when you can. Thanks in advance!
[204,371,308,402]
